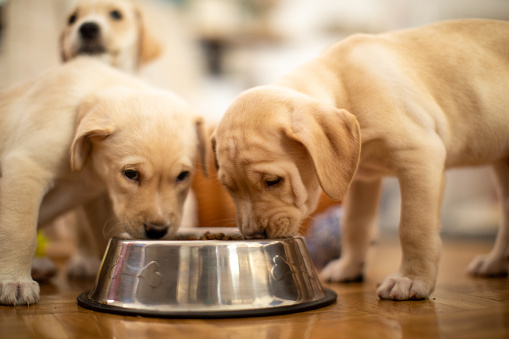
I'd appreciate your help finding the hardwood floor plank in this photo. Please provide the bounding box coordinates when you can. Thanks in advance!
[433,305,509,338]
[87,314,223,339]
[432,289,504,309]
[0,316,36,339]
[22,314,71,339]
[53,313,104,338]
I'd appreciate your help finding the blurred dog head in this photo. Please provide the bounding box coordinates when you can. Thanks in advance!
[61,0,161,72]
[71,87,207,239]
[212,86,360,239]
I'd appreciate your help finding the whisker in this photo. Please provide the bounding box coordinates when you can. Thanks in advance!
[206,217,238,228]
[103,219,128,239]
[296,229,307,237]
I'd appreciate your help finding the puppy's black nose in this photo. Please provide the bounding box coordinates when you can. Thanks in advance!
[144,223,168,239]
[244,230,267,240]
[80,22,100,40]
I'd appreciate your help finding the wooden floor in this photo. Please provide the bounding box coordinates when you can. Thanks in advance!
[1,235,508,339]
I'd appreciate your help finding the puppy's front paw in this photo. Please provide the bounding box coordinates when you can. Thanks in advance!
[376,275,431,300]
[67,254,101,279]
[319,258,364,282]
[0,279,40,305]
[467,254,509,276]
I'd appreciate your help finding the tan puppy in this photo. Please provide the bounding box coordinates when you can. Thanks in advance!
[59,0,162,278]
[60,0,161,72]
[0,57,206,305]
[212,19,509,301]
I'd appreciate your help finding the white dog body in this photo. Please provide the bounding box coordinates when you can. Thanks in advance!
[213,19,509,300]
[0,57,206,305]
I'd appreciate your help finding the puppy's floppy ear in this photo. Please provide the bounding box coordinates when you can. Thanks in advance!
[194,116,208,177]
[135,7,162,65]
[284,103,361,200]
[60,31,69,62]
[70,96,114,171]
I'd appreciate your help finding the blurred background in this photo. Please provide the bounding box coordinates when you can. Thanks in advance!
[1,0,508,245]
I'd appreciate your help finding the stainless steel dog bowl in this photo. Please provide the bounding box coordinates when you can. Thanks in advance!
[77,228,336,318]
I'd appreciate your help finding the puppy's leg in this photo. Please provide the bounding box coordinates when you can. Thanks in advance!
[467,158,509,276]
[319,178,382,282]
[377,147,445,300]
[0,155,51,305]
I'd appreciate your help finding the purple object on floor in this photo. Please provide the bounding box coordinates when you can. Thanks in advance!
[304,205,342,270]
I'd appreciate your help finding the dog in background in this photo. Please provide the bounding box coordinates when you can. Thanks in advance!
[0,57,207,305]
[212,19,509,301]
[60,0,161,72]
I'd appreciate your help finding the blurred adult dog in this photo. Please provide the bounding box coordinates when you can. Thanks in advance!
[212,19,509,301]
[0,57,206,305]
[60,0,161,72]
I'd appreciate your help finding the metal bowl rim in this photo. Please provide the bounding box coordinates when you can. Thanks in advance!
[108,236,305,246]
[77,287,337,319]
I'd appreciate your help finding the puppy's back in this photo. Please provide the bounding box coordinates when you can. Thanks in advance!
[1,57,146,117]
[0,57,147,155]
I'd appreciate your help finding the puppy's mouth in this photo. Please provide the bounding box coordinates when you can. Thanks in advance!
[243,230,268,240]
[137,221,180,240]
[77,44,107,56]
[242,229,295,240]
[241,215,296,240]
[143,223,171,240]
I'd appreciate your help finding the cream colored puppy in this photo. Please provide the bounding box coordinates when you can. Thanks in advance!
[0,57,206,305]
[212,19,509,301]
[60,0,161,72]
[59,0,162,278]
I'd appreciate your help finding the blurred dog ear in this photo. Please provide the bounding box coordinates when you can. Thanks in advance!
[60,8,76,62]
[194,116,209,177]
[284,102,360,200]
[135,7,162,66]
[59,31,69,62]
[210,132,219,172]
[70,95,114,171]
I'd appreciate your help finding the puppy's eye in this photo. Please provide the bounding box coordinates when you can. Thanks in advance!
[68,13,77,25]
[265,177,282,188]
[176,171,190,183]
[123,169,139,182]
[110,10,122,20]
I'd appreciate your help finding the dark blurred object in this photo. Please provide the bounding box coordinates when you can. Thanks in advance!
[305,205,342,270]
[200,38,225,75]
[187,0,282,76]
[0,2,4,42]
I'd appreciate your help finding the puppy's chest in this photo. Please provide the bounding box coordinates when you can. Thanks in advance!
[53,168,103,197]
[354,139,396,180]
[354,161,395,181]
[39,169,105,223]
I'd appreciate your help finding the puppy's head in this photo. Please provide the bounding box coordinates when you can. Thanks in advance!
[212,86,360,239]
[60,0,161,72]
[71,88,207,239]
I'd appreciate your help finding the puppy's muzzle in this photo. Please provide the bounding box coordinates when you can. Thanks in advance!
[77,22,106,55]
[80,22,100,41]
[144,222,169,239]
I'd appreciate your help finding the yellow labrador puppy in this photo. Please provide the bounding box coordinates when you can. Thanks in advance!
[59,0,163,279]
[0,57,206,305]
[212,19,509,301]
[60,0,161,72]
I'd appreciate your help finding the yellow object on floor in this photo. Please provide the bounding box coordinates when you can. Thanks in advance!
[34,230,49,257]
